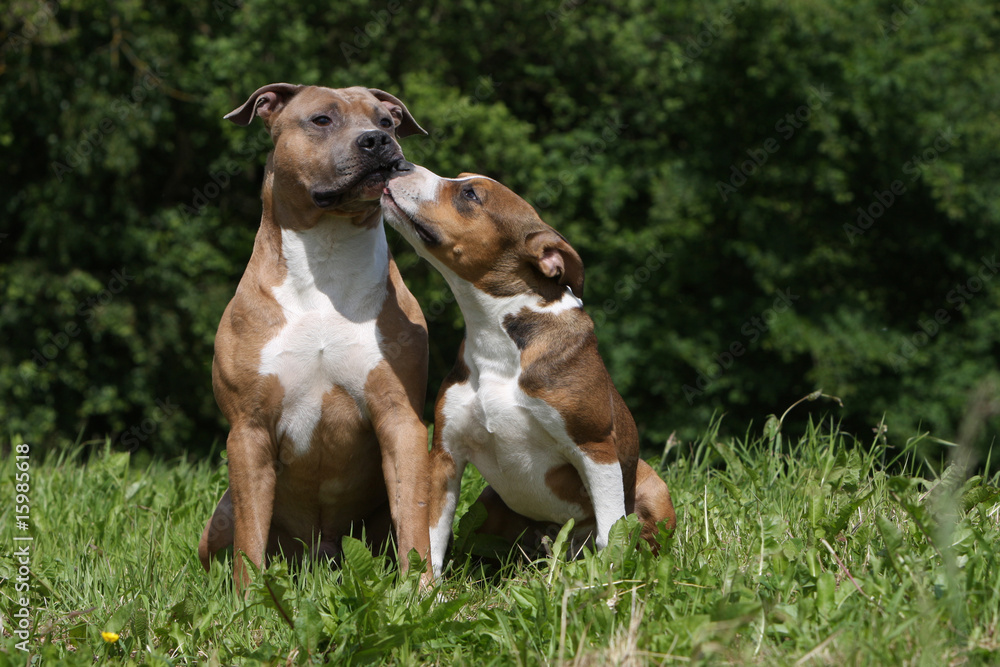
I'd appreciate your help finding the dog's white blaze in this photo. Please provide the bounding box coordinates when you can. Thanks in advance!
[259,221,389,457]
[389,165,442,218]
[450,174,499,184]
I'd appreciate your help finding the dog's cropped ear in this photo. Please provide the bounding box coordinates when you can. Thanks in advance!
[224,83,304,127]
[525,229,585,298]
[457,173,482,179]
[369,89,427,138]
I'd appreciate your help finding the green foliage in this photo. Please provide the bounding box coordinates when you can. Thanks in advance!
[1,421,999,663]
[1,0,999,456]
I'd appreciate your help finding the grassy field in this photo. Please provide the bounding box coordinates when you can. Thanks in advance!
[1,415,999,665]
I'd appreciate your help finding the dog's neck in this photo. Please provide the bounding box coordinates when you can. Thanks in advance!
[251,174,389,316]
[441,271,583,375]
[279,219,389,313]
[251,153,388,285]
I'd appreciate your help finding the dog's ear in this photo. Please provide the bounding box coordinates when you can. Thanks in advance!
[525,229,585,298]
[457,173,481,179]
[368,89,427,138]
[224,83,304,127]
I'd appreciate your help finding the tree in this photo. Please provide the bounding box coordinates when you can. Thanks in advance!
[2,0,997,461]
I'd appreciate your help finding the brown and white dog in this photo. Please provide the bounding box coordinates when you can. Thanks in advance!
[381,163,676,575]
[198,84,432,589]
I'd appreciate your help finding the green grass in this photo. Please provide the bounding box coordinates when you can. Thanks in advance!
[1,417,999,666]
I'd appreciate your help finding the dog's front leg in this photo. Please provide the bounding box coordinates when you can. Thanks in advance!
[374,412,432,581]
[573,447,627,550]
[366,366,432,584]
[226,425,278,592]
[428,446,466,578]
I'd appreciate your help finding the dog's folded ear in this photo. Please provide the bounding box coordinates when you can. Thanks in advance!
[369,89,427,138]
[225,83,304,127]
[525,229,585,298]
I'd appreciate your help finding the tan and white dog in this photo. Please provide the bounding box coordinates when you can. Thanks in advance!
[381,163,676,575]
[198,84,432,589]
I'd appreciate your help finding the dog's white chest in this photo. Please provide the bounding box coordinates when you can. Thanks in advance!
[440,339,588,523]
[259,224,389,456]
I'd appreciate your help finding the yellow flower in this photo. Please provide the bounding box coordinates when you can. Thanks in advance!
[101,631,120,643]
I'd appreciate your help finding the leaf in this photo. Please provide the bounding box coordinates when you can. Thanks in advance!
[424,595,469,626]
[718,475,744,503]
[712,441,745,476]
[131,595,149,647]
[549,517,575,562]
[876,515,903,558]
[841,449,862,492]
[406,547,427,576]
[710,600,761,622]
[816,572,836,617]
[66,622,88,647]
[169,595,196,626]
[256,566,295,629]
[342,535,376,582]
[804,547,820,579]
[105,601,134,634]
[353,626,408,664]
[507,586,536,612]
[822,491,873,538]
[763,415,780,442]
[656,555,675,597]
[961,484,1000,513]
[124,480,145,502]
[453,500,488,554]
[887,475,921,495]
[294,600,324,654]
[807,488,826,534]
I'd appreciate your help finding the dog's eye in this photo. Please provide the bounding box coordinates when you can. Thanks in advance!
[463,187,480,202]
[312,116,332,127]
[379,117,394,129]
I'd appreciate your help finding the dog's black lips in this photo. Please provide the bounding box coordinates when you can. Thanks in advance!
[410,219,440,246]
[312,158,401,209]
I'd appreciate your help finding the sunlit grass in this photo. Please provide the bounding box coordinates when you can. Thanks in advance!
[1,415,998,665]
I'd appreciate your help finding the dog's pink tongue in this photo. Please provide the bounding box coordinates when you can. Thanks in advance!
[383,187,390,194]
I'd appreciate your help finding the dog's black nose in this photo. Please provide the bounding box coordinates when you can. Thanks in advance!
[357,130,393,152]
[389,160,416,177]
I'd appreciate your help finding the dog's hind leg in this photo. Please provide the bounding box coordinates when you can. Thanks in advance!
[199,488,235,571]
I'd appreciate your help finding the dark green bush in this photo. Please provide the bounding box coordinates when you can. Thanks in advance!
[2,0,997,459]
